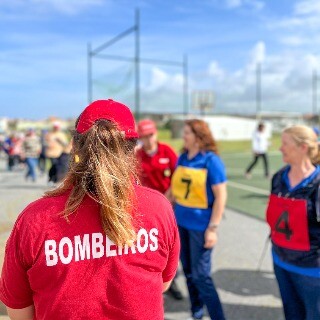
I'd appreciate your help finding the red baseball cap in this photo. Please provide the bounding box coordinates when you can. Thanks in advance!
[76,99,138,139]
[137,119,157,137]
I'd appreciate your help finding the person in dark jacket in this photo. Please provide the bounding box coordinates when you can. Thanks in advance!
[266,125,320,320]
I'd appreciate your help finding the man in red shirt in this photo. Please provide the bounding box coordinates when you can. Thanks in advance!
[136,119,183,300]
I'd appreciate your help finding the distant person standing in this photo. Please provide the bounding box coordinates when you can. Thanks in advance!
[45,122,67,183]
[0,132,5,159]
[136,119,177,194]
[56,139,72,183]
[245,122,269,179]
[21,129,41,182]
[4,134,23,171]
[136,119,183,300]
[38,129,48,175]
[3,135,14,170]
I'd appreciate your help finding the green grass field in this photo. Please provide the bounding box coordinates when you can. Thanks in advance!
[222,152,283,219]
[159,129,284,220]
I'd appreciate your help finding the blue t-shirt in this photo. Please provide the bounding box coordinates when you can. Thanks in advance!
[173,151,227,231]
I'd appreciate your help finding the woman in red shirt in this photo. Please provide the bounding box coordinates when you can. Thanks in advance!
[0,100,180,320]
[136,119,183,300]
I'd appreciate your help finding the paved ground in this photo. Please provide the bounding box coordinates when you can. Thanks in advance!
[0,160,284,320]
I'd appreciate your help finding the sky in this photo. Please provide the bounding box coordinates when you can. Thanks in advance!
[1,0,320,119]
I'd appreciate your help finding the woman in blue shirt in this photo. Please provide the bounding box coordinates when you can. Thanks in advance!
[171,119,227,320]
[266,125,320,320]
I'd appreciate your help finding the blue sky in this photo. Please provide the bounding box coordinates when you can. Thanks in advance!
[1,0,320,119]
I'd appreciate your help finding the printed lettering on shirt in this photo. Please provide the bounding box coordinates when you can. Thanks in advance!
[44,228,159,266]
[159,158,170,164]
[75,234,90,261]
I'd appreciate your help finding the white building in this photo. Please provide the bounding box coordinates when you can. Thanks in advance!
[171,115,272,141]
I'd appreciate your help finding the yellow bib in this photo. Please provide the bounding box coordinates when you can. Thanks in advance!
[172,166,208,209]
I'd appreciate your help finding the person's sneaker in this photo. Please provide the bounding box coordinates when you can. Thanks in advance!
[191,310,204,319]
[167,280,183,300]
[245,172,252,179]
[265,173,273,180]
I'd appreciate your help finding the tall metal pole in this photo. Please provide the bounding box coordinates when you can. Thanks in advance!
[183,54,188,116]
[313,69,317,116]
[87,43,92,104]
[256,62,261,120]
[88,8,186,115]
[135,9,140,120]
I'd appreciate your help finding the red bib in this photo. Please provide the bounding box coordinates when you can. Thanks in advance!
[266,194,310,251]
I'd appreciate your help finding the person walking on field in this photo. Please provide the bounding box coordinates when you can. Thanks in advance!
[136,118,183,300]
[245,122,270,179]
[0,99,180,320]
[266,125,320,320]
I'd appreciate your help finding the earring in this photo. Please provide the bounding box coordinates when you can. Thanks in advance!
[75,154,80,163]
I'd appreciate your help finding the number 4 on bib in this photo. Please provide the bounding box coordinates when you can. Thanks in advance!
[266,194,310,251]
[274,211,293,240]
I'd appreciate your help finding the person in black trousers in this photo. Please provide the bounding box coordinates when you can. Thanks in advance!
[245,123,269,179]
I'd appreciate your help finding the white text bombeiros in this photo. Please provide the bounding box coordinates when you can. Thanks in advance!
[45,228,158,266]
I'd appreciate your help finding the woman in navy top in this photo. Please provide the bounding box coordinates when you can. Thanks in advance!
[266,125,320,320]
[170,119,227,320]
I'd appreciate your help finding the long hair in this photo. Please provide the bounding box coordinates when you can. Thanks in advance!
[184,119,219,154]
[283,125,320,165]
[46,120,138,246]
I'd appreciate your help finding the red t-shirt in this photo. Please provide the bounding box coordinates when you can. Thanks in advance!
[0,185,180,320]
[137,143,178,194]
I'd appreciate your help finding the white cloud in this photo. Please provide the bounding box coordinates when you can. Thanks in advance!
[144,67,168,91]
[268,0,320,54]
[48,0,104,14]
[208,61,225,79]
[226,0,242,8]
[280,36,305,46]
[0,0,105,15]
[272,0,320,29]
[225,0,264,11]
[196,42,320,114]
[304,54,320,69]
[172,74,184,87]
[142,67,184,93]
[249,41,266,67]
[294,0,320,15]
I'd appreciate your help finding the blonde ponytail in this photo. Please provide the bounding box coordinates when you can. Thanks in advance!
[46,120,138,246]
